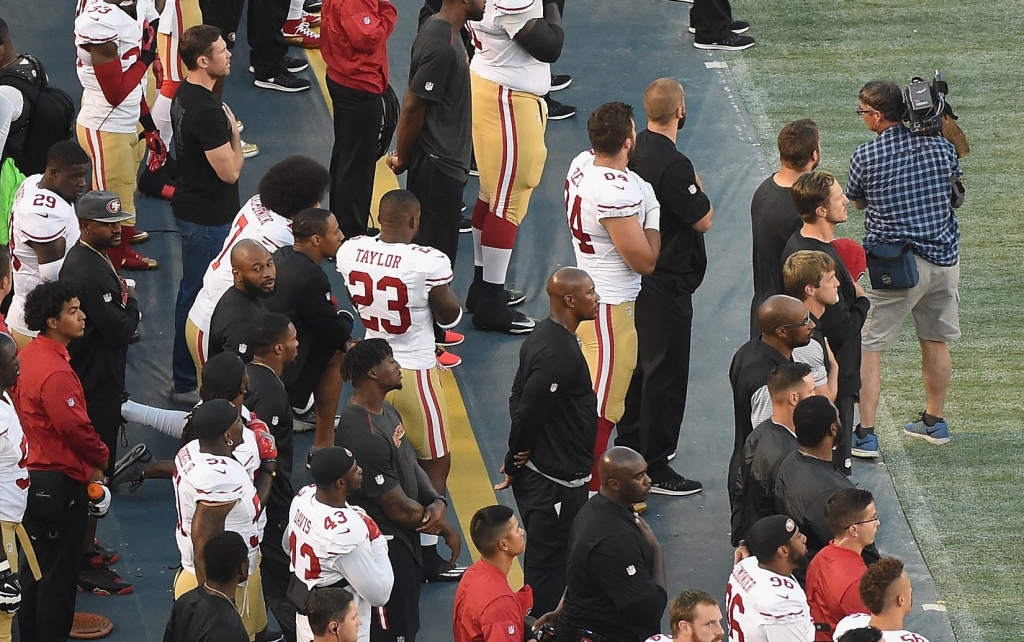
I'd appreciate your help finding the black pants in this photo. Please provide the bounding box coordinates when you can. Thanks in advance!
[327,78,384,240]
[248,0,289,78]
[511,467,588,615]
[86,395,123,478]
[20,473,89,642]
[371,542,420,642]
[261,516,297,642]
[199,0,246,49]
[407,150,466,268]
[616,276,694,480]
[690,0,733,40]
[836,394,855,476]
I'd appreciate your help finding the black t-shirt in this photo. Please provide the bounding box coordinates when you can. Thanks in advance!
[774,451,855,564]
[408,16,472,181]
[208,287,269,361]
[163,586,248,642]
[244,362,294,521]
[629,129,711,292]
[750,175,802,335]
[170,81,240,226]
[335,401,432,561]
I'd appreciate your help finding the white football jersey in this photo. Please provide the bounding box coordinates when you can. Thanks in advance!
[8,175,81,337]
[0,392,29,523]
[75,1,144,133]
[188,195,293,340]
[337,236,453,370]
[564,150,658,305]
[468,0,550,95]
[644,635,672,642]
[726,556,814,642]
[173,440,262,574]
[832,614,930,642]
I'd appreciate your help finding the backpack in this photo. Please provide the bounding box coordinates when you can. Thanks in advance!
[0,54,76,176]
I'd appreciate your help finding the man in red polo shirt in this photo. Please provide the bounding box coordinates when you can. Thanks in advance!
[321,0,398,239]
[806,488,877,641]
[14,280,109,642]
[453,505,533,642]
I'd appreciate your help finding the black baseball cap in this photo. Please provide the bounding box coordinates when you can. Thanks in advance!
[76,190,132,223]
[747,515,799,562]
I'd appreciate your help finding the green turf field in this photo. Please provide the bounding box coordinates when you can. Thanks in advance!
[727,1,1023,639]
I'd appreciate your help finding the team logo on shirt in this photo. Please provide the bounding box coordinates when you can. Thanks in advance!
[549,383,559,392]
[508,626,516,635]
[375,474,385,485]
[67,397,75,407]
[103,293,112,302]
[362,16,371,24]
[238,343,247,354]
[271,416,279,426]
[424,82,434,91]
[688,184,697,195]
[626,565,636,576]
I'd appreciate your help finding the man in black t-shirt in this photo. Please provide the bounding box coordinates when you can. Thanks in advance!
[335,339,464,642]
[163,531,249,642]
[617,78,713,497]
[208,240,275,361]
[170,26,244,403]
[749,120,819,338]
[386,0,483,268]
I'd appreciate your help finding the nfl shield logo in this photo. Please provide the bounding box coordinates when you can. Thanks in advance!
[549,383,558,392]
[103,293,112,302]
[272,416,279,426]
[238,343,247,353]
[363,16,371,24]
[425,82,434,91]
[67,398,75,407]
[375,474,385,485]
[508,625,516,635]
[626,565,636,576]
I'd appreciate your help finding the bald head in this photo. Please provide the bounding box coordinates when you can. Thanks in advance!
[546,267,598,324]
[231,239,276,297]
[230,239,271,268]
[757,295,807,334]
[598,446,644,484]
[644,77,685,126]
[598,446,650,505]
[547,267,591,299]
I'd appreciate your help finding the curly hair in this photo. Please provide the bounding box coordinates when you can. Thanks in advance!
[24,280,78,332]
[859,557,905,615]
[258,156,330,218]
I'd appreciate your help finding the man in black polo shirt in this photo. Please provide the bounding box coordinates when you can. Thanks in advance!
[163,531,249,642]
[497,266,599,615]
[243,312,299,642]
[335,339,463,642]
[616,77,713,496]
[386,0,483,268]
[542,446,666,642]
[265,208,353,452]
[728,295,815,512]
[208,240,276,361]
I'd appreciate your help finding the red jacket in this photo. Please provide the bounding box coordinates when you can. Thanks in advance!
[806,541,869,641]
[15,335,108,484]
[453,561,533,642]
[321,0,398,94]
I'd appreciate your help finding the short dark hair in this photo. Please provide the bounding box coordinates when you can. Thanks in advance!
[24,280,77,332]
[767,362,812,398]
[258,156,330,219]
[859,81,905,122]
[204,531,248,583]
[248,312,293,356]
[825,488,875,537]
[838,628,883,642]
[181,352,246,444]
[46,140,91,172]
[668,590,719,636]
[587,102,634,155]
[378,189,420,226]
[179,25,222,70]
[307,587,355,636]
[777,119,819,169]
[792,395,837,448]
[292,207,334,242]
[859,557,905,615]
[791,171,837,223]
[469,505,514,555]
[340,338,393,383]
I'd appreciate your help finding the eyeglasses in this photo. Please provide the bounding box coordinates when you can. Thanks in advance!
[856,108,878,116]
[776,311,812,330]
[847,515,880,528]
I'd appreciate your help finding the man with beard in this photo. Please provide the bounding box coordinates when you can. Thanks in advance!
[540,446,667,642]
[726,515,814,642]
[208,240,276,360]
[643,590,725,642]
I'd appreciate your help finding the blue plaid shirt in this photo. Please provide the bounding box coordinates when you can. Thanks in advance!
[846,124,962,266]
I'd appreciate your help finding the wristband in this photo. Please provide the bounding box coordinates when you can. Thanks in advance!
[0,560,9,573]
[434,495,448,507]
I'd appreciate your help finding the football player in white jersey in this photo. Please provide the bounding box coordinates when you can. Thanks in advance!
[74,0,162,271]
[172,399,276,639]
[832,558,929,642]
[564,102,661,491]
[337,190,463,497]
[287,447,394,642]
[7,141,91,347]
[181,156,329,387]
[645,589,725,642]
[726,515,814,642]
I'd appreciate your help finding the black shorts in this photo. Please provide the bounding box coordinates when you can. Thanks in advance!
[86,396,123,477]
[371,540,420,642]
[284,341,337,410]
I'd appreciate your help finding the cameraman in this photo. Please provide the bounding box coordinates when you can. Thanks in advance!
[847,80,962,447]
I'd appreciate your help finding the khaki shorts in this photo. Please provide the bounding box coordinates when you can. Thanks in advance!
[576,300,638,424]
[174,558,268,641]
[862,254,961,351]
[77,124,143,223]
[0,520,40,642]
[386,367,451,460]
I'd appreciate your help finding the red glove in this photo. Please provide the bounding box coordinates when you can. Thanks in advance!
[249,418,278,461]
[361,513,383,540]
[152,55,165,89]
[143,130,168,172]
[140,20,158,66]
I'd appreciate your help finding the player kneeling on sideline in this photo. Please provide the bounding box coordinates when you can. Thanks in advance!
[644,589,724,642]
[831,558,929,642]
[286,447,393,642]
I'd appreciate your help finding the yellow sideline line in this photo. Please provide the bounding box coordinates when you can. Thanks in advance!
[304,46,523,587]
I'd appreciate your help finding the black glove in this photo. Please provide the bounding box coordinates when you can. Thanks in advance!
[0,560,21,614]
